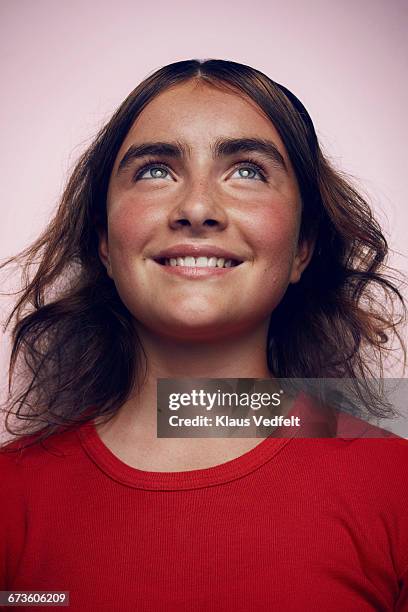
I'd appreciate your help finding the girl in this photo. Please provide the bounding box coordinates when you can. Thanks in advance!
[1,59,407,611]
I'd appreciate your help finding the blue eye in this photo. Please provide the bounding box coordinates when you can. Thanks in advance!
[133,160,267,182]
[135,164,171,180]
[232,163,266,181]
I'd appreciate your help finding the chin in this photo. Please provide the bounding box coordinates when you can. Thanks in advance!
[162,316,231,338]
[138,310,257,343]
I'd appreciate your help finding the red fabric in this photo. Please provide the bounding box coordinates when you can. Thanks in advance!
[1,395,408,611]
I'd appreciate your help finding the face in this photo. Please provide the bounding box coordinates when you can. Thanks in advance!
[99,80,313,342]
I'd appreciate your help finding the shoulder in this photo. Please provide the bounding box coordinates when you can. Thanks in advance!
[333,409,408,478]
[0,439,27,511]
[0,425,85,486]
[293,396,408,577]
[297,390,408,444]
[295,391,408,490]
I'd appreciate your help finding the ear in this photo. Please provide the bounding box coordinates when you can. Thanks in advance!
[289,237,316,284]
[96,227,113,278]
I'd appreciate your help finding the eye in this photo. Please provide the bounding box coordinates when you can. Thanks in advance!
[231,162,266,181]
[134,163,172,181]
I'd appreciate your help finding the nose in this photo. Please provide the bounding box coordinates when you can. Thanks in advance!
[168,180,228,234]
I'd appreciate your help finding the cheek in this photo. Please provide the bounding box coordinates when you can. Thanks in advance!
[105,197,156,316]
[246,202,301,314]
[107,195,160,264]
[249,203,300,266]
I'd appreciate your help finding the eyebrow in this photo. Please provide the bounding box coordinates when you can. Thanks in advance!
[116,137,288,175]
[213,138,287,172]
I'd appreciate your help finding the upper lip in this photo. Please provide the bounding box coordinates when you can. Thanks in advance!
[153,244,245,263]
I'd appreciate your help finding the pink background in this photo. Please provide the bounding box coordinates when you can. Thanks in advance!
[1,0,407,406]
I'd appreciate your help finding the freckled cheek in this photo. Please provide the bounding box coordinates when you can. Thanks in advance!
[107,196,162,261]
[249,207,300,261]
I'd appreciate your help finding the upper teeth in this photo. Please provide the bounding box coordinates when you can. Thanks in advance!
[165,256,236,268]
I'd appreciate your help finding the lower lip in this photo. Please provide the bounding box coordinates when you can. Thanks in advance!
[152,260,243,278]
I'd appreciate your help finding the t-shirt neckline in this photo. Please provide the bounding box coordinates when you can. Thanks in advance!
[77,393,305,491]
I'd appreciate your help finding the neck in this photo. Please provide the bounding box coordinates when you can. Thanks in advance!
[138,320,272,378]
[110,320,273,432]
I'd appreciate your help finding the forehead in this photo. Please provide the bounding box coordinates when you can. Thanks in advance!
[117,80,287,156]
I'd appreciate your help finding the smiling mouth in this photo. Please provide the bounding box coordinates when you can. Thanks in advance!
[154,256,242,269]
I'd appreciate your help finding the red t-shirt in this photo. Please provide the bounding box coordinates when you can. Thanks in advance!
[1,394,408,611]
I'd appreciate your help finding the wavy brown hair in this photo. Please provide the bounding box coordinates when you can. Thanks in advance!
[1,59,406,447]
